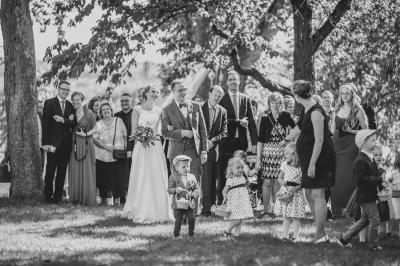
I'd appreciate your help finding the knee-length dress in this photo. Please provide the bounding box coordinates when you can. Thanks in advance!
[225,176,254,220]
[274,162,306,218]
[68,108,97,205]
[296,104,336,189]
[258,112,295,180]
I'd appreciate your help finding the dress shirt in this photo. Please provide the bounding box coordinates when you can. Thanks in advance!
[175,100,188,118]
[228,91,240,137]
[57,95,66,115]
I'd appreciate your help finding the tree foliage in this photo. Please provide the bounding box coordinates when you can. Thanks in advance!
[315,0,400,148]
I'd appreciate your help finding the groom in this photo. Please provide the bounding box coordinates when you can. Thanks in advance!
[161,80,208,212]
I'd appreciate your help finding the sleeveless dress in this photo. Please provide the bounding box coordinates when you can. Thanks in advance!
[121,106,174,223]
[331,115,360,217]
[225,176,254,220]
[296,104,336,189]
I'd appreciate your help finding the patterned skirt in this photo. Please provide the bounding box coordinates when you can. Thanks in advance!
[261,142,285,180]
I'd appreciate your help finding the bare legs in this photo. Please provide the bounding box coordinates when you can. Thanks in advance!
[305,188,327,241]
[225,220,243,236]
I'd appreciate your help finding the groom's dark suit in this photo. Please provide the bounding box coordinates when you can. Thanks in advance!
[42,96,75,202]
[201,102,227,214]
[161,100,208,180]
[218,91,257,203]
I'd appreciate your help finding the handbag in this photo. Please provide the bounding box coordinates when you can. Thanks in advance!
[276,188,294,204]
[112,118,127,160]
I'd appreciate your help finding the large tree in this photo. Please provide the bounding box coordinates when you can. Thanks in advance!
[34,0,352,96]
[1,0,42,199]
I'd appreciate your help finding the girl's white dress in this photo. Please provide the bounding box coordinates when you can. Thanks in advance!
[388,169,400,219]
[121,106,174,223]
[225,176,254,220]
[274,162,306,218]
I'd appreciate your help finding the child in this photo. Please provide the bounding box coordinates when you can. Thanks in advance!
[167,155,199,238]
[336,130,383,250]
[387,153,400,238]
[233,150,257,179]
[222,157,254,237]
[373,145,393,238]
[274,143,306,241]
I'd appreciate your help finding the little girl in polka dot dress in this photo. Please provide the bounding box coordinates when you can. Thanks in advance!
[222,157,254,237]
[274,143,306,241]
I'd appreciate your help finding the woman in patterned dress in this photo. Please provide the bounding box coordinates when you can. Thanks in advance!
[256,92,296,218]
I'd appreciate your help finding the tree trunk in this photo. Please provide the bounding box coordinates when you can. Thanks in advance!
[291,0,314,82]
[1,0,43,199]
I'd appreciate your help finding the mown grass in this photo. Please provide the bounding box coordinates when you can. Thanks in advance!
[0,198,399,266]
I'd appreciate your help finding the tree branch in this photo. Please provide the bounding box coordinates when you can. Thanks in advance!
[312,0,353,53]
[211,24,229,39]
[230,48,291,95]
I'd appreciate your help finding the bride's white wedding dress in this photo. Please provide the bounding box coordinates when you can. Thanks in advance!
[121,105,173,223]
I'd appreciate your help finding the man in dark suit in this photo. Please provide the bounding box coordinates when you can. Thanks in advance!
[218,70,257,204]
[201,85,228,216]
[114,92,134,204]
[42,81,76,203]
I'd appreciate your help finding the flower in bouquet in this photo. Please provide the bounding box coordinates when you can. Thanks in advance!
[132,125,159,148]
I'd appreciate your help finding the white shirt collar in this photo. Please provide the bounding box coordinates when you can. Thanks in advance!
[208,101,216,109]
[57,95,65,103]
[362,151,374,162]
[228,91,239,97]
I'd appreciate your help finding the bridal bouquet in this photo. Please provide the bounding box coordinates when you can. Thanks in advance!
[133,125,159,148]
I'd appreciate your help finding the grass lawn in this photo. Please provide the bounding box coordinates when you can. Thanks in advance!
[0,198,399,266]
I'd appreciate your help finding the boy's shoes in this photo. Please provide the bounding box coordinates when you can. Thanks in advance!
[222,231,233,238]
[335,237,352,247]
[371,245,383,251]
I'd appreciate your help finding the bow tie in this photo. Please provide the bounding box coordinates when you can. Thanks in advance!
[179,102,187,109]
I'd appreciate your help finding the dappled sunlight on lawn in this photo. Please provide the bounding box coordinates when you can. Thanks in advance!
[1,199,400,265]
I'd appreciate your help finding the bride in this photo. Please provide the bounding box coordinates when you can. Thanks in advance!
[121,85,174,223]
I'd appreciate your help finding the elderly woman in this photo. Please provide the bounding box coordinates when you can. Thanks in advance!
[94,102,127,205]
[331,83,368,218]
[321,91,335,134]
[68,92,97,205]
[283,80,336,243]
[256,92,296,218]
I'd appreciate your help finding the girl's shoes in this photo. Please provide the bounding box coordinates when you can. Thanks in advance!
[223,231,233,238]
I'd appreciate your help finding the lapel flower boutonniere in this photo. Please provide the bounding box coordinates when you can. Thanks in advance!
[69,114,75,121]
[187,103,193,114]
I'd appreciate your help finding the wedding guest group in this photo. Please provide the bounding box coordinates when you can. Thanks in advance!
[38,70,400,250]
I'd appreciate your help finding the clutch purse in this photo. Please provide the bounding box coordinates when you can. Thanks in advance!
[112,118,127,160]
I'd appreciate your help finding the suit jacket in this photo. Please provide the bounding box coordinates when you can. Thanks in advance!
[42,97,75,148]
[202,103,227,155]
[168,173,200,209]
[354,152,383,204]
[161,100,208,159]
[219,92,257,149]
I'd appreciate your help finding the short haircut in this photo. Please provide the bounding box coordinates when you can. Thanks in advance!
[71,91,84,101]
[227,70,239,79]
[292,80,312,99]
[267,92,284,109]
[121,92,132,98]
[209,85,224,94]
[283,95,295,109]
[99,102,113,119]
[171,80,184,91]
[58,80,71,87]
[321,90,334,100]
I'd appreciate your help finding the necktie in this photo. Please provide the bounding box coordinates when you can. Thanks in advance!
[209,106,215,128]
[61,100,65,115]
[179,102,187,109]
[232,94,238,118]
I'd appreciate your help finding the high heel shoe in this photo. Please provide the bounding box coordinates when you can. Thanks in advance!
[314,235,329,244]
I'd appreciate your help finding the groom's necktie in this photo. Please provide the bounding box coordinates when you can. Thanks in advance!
[61,100,65,116]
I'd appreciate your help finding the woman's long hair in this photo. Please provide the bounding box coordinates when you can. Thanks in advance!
[335,83,366,129]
